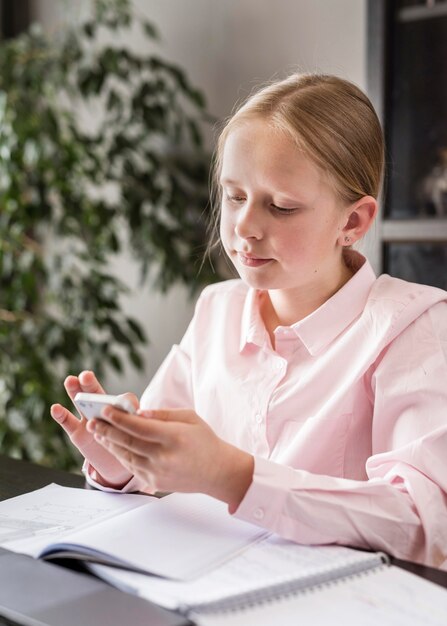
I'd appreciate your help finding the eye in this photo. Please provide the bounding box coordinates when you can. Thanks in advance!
[271,204,297,215]
[225,193,246,204]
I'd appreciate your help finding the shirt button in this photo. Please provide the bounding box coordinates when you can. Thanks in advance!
[255,412,262,424]
[275,362,283,370]
[253,507,264,520]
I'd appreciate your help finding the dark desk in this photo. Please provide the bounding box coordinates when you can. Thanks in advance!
[0,454,85,500]
[1,454,447,605]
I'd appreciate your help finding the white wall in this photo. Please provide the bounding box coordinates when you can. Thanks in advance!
[34,0,367,396]
[129,0,367,127]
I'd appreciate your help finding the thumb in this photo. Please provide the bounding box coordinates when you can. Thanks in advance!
[137,408,198,423]
[116,392,139,412]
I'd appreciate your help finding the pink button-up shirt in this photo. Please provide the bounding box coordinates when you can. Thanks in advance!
[85,251,447,569]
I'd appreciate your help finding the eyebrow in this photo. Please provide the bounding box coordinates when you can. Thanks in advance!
[219,177,240,185]
[219,178,307,204]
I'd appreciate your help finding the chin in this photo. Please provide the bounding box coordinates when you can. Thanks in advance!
[236,269,276,291]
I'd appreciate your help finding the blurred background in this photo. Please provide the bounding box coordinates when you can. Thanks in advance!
[51,0,368,393]
[0,0,446,469]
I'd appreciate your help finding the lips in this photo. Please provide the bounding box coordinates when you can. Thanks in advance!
[237,252,273,267]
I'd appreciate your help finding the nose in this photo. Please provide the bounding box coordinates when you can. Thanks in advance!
[234,200,263,241]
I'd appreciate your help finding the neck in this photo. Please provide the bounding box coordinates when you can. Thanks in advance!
[260,261,354,342]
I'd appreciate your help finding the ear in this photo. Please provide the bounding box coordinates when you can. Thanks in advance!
[338,196,378,246]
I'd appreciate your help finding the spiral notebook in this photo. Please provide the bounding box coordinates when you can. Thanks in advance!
[190,562,447,626]
[87,535,389,614]
[88,537,447,625]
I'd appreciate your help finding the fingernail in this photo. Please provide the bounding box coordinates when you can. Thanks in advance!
[79,370,93,383]
[51,405,63,421]
[102,406,112,418]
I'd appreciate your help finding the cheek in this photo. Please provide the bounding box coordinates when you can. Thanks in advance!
[219,207,234,246]
[274,225,319,266]
[276,229,307,257]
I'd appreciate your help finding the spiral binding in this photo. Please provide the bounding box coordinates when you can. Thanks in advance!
[189,552,388,616]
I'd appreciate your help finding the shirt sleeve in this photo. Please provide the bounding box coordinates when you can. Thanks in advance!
[82,460,144,493]
[234,301,447,570]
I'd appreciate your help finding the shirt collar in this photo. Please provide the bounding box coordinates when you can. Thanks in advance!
[240,288,269,351]
[240,250,376,355]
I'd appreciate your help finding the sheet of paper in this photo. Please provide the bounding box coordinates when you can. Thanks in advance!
[56,492,268,580]
[88,535,381,610]
[0,483,150,556]
[192,566,447,626]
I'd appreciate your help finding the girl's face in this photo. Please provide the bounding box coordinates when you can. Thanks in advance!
[219,119,352,296]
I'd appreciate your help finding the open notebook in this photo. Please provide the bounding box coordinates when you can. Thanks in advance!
[0,484,267,581]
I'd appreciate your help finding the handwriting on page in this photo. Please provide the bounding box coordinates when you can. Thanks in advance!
[0,483,149,548]
[0,501,112,543]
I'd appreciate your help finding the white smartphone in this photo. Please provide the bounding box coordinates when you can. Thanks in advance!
[73,392,135,421]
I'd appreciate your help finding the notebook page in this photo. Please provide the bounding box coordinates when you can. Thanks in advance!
[192,565,447,626]
[88,535,382,610]
[46,492,267,580]
[0,483,149,557]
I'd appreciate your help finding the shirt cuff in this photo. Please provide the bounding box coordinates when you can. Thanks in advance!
[232,456,340,545]
[82,460,144,493]
[233,456,297,529]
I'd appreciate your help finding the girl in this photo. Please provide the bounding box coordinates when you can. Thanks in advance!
[51,73,447,569]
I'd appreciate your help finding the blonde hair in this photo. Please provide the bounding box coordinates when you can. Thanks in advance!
[208,73,385,250]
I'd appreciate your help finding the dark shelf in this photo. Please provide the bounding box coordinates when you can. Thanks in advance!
[398,2,447,22]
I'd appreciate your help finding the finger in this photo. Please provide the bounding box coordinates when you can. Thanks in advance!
[137,408,197,424]
[96,407,173,443]
[64,375,82,399]
[64,370,105,401]
[50,403,84,437]
[95,436,152,474]
[92,420,159,457]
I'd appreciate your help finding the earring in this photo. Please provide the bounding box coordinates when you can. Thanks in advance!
[344,236,351,244]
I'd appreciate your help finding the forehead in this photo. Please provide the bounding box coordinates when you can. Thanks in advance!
[222,119,300,161]
[220,119,323,189]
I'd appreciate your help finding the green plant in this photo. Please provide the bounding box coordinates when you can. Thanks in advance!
[0,0,218,470]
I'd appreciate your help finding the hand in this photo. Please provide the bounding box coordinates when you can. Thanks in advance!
[88,408,254,511]
[50,370,138,487]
